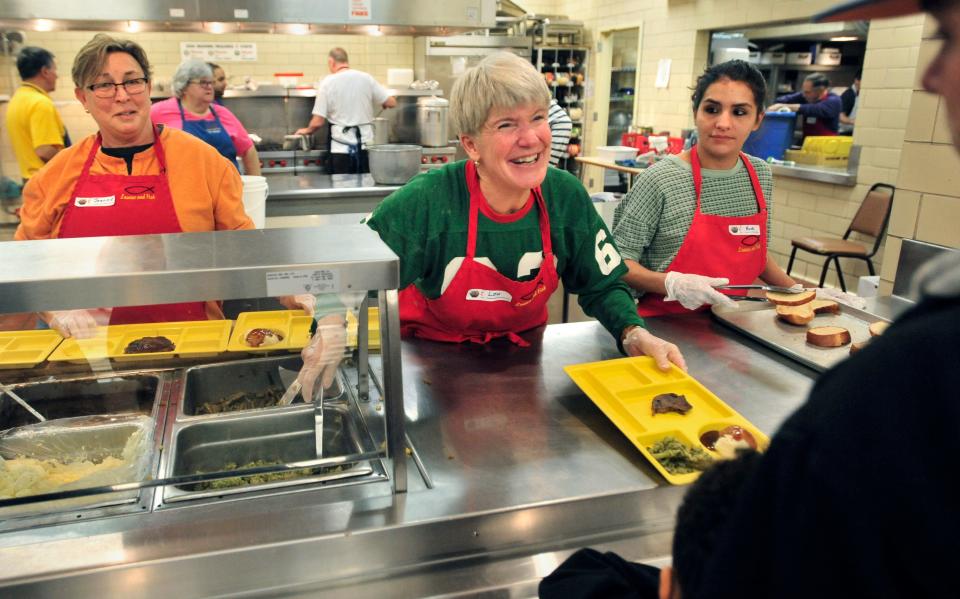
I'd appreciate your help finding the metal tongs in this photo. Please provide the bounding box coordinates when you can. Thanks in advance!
[0,381,45,423]
[715,284,805,294]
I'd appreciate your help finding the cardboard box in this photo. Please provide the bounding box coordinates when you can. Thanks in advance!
[786,52,813,65]
[760,51,786,65]
[815,49,842,66]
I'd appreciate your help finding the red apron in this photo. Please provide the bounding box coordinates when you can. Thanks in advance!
[802,117,838,138]
[637,147,767,317]
[58,128,207,324]
[398,160,559,347]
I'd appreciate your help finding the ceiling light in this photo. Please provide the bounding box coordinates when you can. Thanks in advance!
[366,25,383,36]
[287,23,310,35]
[126,21,141,33]
[829,36,859,42]
[207,22,227,34]
[34,19,55,32]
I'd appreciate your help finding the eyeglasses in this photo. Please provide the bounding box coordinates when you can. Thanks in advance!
[86,77,148,98]
[191,80,215,88]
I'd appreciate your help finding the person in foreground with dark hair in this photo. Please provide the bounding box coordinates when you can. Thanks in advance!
[612,60,796,317]
[769,72,843,137]
[538,450,762,599]
[5,46,69,182]
[698,1,960,596]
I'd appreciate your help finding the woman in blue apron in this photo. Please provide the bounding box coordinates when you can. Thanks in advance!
[150,59,261,175]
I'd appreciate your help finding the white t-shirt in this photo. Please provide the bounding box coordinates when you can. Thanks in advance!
[312,68,391,154]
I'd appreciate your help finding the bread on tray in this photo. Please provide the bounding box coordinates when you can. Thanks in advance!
[869,320,890,336]
[807,326,851,347]
[765,289,815,306]
[776,304,815,325]
[810,299,840,314]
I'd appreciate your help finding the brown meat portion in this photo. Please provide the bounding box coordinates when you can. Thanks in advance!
[651,392,693,416]
[245,328,284,348]
[197,387,284,415]
[123,336,175,354]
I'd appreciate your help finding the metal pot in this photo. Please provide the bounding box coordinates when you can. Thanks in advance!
[416,96,449,148]
[372,117,390,146]
[367,144,422,185]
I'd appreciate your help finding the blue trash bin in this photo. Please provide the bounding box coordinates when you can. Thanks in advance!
[743,111,796,161]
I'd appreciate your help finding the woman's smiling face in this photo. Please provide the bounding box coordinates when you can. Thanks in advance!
[462,102,551,195]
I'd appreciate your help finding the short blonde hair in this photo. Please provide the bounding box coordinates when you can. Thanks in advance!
[450,52,551,137]
[72,33,151,89]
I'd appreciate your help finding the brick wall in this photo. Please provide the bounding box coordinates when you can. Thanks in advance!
[548,0,924,290]
[879,15,960,295]
[1,31,413,181]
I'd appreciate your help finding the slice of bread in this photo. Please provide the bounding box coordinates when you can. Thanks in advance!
[850,339,871,354]
[810,299,840,314]
[776,303,814,325]
[807,326,851,347]
[869,320,890,337]
[765,289,815,306]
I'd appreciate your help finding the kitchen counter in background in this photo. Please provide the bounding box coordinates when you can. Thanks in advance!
[769,161,858,186]
[265,173,401,217]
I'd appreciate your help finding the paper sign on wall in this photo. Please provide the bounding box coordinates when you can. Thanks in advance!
[655,59,671,89]
[349,0,372,20]
[180,42,258,62]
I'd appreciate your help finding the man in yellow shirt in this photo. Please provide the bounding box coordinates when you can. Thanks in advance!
[5,46,68,181]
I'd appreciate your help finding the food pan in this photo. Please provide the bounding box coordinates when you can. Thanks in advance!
[163,406,374,502]
[0,374,161,431]
[178,355,344,419]
[0,415,155,516]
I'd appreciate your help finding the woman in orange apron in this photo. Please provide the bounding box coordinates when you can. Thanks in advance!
[15,34,311,337]
[612,60,797,317]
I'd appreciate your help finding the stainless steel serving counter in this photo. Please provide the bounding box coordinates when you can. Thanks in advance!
[0,315,816,597]
[265,173,401,217]
[769,161,857,186]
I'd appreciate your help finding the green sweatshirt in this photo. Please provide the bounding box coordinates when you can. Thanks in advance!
[365,160,644,344]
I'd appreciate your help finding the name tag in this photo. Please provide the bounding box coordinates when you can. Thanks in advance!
[465,289,513,302]
[729,224,760,236]
[75,196,115,207]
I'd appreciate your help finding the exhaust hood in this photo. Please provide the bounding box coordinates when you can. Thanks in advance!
[0,0,497,36]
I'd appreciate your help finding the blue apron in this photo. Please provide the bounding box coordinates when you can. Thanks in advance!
[178,100,239,169]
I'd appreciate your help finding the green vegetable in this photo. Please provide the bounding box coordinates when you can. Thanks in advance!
[648,436,713,475]
[192,460,346,491]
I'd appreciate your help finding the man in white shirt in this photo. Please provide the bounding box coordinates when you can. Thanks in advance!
[295,47,397,174]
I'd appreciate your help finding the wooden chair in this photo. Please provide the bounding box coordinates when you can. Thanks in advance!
[786,183,895,291]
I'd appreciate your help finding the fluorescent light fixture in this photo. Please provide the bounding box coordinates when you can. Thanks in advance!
[34,19,55,32]
[829,36,859,41]
[207,21,227,34]
[126,20,141,33]
[287,23,310,35]
[366,25,383,36]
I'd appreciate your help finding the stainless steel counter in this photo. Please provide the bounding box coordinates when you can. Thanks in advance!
[0,316,815,597]
[265,173,401,217]
[769,162,857,186]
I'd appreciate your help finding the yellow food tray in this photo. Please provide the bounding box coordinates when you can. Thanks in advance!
[346,307,381,351]
[565,356,768,485]
[226,310,313,353]
[49,320,233,363]
[0,329,64,369]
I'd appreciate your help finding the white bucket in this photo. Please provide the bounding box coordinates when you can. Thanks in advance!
[240,175,268,228]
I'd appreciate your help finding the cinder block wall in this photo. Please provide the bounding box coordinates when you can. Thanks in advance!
[1,31,414,181]
[552,0,926,291]
[880,15,960,294]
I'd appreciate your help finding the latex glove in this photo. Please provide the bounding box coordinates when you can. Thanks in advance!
[297,313,347,402]
[44,309,98,339]
[815,287,867,310]
[622,326,687,372]
[278,294,316,317]
[663,271,737,310]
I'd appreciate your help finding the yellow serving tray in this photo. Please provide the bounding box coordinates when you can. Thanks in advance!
[49,320,233,363]
[346,307,381,351]
[564,356,768,485]
[226,310,313,353]
[0,329,64,369]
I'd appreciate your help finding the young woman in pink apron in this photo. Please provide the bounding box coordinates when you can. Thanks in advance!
[613,60,797,317]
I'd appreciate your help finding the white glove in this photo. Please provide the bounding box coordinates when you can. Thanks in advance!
[663,271,737,310]
[44,310,98,339]
[815,287,867,310]
[278,294,316,316]
[297,313,347,402]
[622,326,687,371]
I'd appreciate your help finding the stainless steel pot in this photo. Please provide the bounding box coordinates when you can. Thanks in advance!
[367,144,422,185]
[371,117,390,146]
[416,96,449,148]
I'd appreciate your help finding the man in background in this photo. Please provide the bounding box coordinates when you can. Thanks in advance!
[769,72,843,138]
[295,47,396,174]
[5,46,69,182]
[207,62,227,105]
[839,70,861,134]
